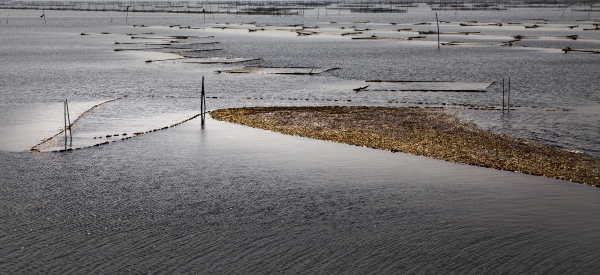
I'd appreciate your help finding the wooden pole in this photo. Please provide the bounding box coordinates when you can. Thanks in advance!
[66,99,72,146]
[435,12,440,49]
[64,100,67,150]
[502,78,505,112]
[201,76,206,126]
[507,78,511,115]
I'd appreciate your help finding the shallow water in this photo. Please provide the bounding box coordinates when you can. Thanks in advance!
[4,6,598,155]
[1,5,600,274]
[2,118,600,274]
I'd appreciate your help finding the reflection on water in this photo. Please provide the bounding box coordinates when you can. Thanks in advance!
[1,6,599,274]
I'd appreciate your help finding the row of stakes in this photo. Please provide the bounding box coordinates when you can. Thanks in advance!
[30,98,123,152]
[42,76,207,153]
[196,95,569,112]
[52,113,203,152]
[38,78,568,152]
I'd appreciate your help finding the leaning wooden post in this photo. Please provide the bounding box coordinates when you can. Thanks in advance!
[435,12,440,49]
[66,99,72,146]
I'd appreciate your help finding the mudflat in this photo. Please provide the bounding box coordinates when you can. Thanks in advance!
[211,106,600,187]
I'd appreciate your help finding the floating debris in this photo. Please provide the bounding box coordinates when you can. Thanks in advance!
[583,26,600,31]
[215,66,340,75]
[513,34,579,40]
[341,31,364,36]
[353,86,369,92]
[349,7,406,13]
[441,41,495,46]
[131,35,213,40]
[562,46,600,54]
[179,26,203,29]
[419,31,481,35]
[148,57,263,64]
[460,22,502,27]
[296,30,318,36]
[114,48,166,52]
[351,35,426,40]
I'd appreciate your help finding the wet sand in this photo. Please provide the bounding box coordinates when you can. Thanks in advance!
[211,106,600,187]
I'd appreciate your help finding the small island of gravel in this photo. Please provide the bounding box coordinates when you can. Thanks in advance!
[210,106,600,187]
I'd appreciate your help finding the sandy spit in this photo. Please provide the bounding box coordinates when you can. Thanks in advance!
[210,106,600,187]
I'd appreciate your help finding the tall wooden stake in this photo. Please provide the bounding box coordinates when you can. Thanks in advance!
[64,100,67,149]
[507,78,511,115]
[435,12,440,49]
[502,78,505,112]
[66,99,72,145]
[201,76,206,126]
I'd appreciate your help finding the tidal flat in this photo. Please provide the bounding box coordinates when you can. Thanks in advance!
[211,106,600,186]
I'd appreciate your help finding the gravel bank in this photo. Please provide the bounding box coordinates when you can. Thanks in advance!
[211,106,600,187]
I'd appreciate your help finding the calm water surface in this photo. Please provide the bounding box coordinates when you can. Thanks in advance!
[1,5,599,274]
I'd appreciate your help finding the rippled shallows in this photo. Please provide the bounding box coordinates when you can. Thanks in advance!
[1,6,599,274]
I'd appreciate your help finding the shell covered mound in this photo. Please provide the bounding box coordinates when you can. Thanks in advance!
[211,106,600,187]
